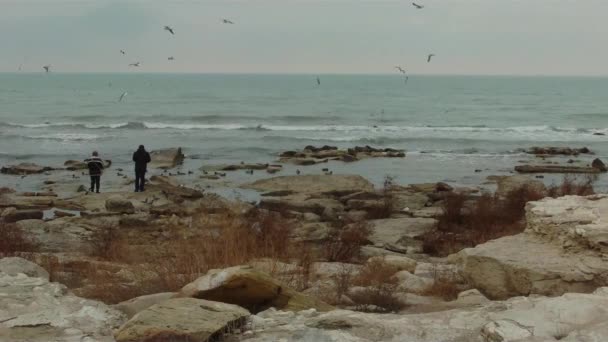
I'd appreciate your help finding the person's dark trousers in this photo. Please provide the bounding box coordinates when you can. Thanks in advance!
[90,176,100,193]
[135,170,146,192]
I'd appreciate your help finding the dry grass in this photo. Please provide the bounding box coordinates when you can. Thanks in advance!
[324,220,371,262]
[548,174,596,198]
[421,267,461,301]
[0,222,38,257]
[366,175,396,219]
[349,258,407,313]
[425,184,545,256]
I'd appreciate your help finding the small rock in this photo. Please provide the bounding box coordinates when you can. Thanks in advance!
[105,196,135,214]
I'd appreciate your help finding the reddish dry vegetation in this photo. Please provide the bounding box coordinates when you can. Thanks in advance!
[350,258,407,313]
[324,220,372,263]
[0,222,38,257]
[423,175,596,256]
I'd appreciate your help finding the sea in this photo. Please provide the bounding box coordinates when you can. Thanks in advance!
[1,73,607,193]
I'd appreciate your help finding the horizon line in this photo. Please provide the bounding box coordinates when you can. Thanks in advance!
[2,71,608,78]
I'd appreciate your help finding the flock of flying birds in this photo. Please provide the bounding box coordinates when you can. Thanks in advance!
[38,3,433,101]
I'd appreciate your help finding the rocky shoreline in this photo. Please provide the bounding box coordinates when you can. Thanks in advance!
[1,145,608,341]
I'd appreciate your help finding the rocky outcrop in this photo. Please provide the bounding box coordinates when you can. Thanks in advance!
[279,145,405,164]
[240,288,608,342]
[515,164,605,173]
[456,195,608,299]
[105,196,135,214]
[64,159,112,171]
[1,209,43,223]
[592,158,607,172]
[528,146,593,156]
[0,258,125,342]
[526,146,592,156]
[149,147,185,169]
[1,163,54,175]
[114,298,249,342]
[245,175,374,195]
[178,265,333,313]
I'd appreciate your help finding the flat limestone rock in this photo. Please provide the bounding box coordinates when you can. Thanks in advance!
[114,298,250,342]
[244,175,374,195]
[242,288,608,342]
[515,164,604,173]
[0,259,125,342]
[368,217,437,253]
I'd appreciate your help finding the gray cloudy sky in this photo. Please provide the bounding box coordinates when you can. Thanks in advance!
[1,0,607,75]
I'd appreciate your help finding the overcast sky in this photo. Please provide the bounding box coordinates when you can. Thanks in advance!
[1,0,607,75]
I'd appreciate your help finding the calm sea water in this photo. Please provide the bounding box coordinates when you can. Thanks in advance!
[1,73,607,191]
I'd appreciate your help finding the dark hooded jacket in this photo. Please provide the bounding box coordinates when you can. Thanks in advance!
[132,147,151,172]
[84,156,104,176]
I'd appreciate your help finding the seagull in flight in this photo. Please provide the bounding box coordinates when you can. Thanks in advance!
[168,56,175,61]
[118,92,128,102]
[129,62,141,67]
[395,66,409,84]
[120,50,126,55]
[164,26,175,35]
[427,54,435,63]
[43,65,51,73]
[222,19,235,24]
[412,2,424,9]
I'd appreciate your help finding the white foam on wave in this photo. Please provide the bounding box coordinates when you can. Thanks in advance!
[26,133,102,141]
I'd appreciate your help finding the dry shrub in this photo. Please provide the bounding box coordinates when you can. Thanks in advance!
[425,184,545,256]
[548,174,596,198]
[421,267,461,301]
[149,208,297,292]
[0,222,38,257]
[366,175,396,219]
[324,220,371,262]
[349,258,407,313]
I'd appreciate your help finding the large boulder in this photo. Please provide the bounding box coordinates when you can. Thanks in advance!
[592,158,607,172]
[114,298,249,342]
[105,196,135,214]
[178,265,333,313]
[149,147,185,169]
[245,175,374,195]
[455,195,608,299]
[0,264,125,342]
[243,288,608,342]
[1,163,53,175]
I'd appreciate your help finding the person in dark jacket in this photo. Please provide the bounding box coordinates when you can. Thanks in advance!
[132,145,151,192]
[85,151,104,193]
